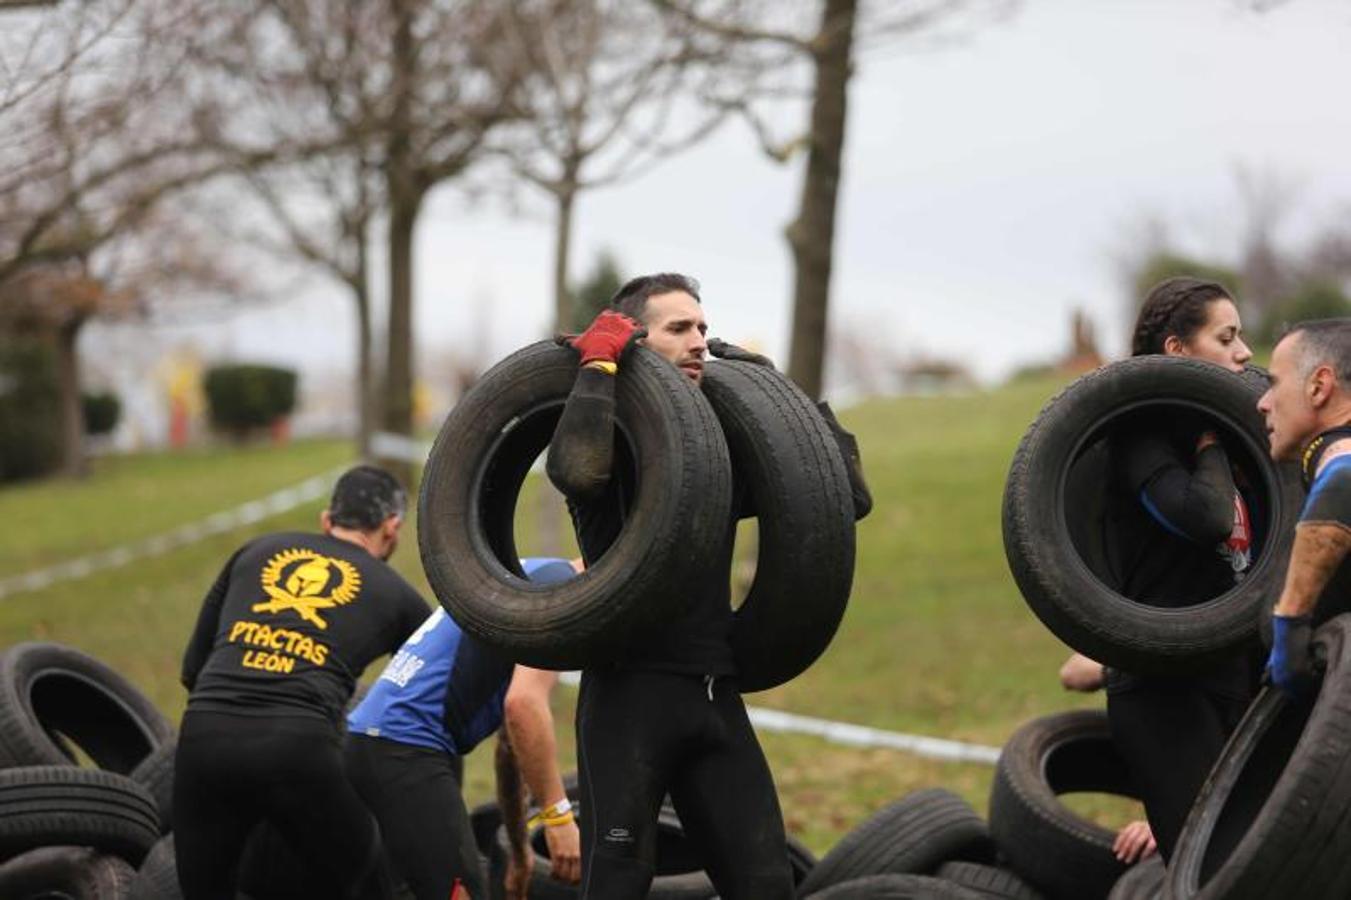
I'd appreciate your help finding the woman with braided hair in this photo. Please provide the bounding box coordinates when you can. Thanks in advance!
[1059,276,1262,862]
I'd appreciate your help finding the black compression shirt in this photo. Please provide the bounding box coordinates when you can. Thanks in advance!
[1104,425,1243,606]
[551,367,737,676]
[181,531,429,727]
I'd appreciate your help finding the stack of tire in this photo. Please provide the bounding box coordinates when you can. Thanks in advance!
[0,641,177,899]
[1000,357,1351,898]
[418,340,859,690]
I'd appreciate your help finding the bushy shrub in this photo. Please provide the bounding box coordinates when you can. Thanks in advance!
[203,364,298,437]
[0,336,62,483]
[82,391,121,436]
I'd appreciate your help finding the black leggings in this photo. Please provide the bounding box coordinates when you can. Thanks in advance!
[172,710,392,900]
[576,669,793,900]
[343,734,484,900]
[1107,680,1249,860]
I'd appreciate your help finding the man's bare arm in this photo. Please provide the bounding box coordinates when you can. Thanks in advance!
[1273,522,1351,618]
[504,666,580,884]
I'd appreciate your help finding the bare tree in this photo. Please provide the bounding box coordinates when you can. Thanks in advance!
[203,2,526,481]
[656,0,1014,399]
[496,0,729,332]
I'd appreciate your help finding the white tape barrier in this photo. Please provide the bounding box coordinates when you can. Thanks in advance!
[556,671,1000,765]
[2,430,1000,765]
[0,465,349,602]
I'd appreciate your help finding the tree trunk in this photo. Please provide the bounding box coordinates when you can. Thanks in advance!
[382,193,421,486]
[552,187,576,333]
[785,0,856,401]
[353,258,374,460]
[53,318,87,478]
[380,0,419,487]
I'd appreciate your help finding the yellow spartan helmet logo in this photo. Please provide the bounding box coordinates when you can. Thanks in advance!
[254,549,361,629]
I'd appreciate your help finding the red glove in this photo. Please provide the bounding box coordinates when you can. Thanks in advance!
[569,311,645,367]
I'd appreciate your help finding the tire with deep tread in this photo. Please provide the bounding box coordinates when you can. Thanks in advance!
[937,861,1046,900]
[1107,855,1164,900]
[796,788,995,897]
[419,341,733,670]
[804,873,985,899]
[0,766,159,866]
[0,845,136,899]
[1002,358,1301,673]
[701,359,856,692]
[988,710,1135,900]
[0,642,174,773]
[1166,614,1351,898]
[129,834,180,900]
[129,740,174,835]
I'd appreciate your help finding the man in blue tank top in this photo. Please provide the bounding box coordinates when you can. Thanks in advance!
[346,557,581,900]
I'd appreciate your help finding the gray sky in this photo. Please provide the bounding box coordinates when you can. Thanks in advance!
[87,0,1351,434]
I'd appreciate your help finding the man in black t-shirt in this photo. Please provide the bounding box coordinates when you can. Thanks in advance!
[174,465,428,900]
[1259,319,1351,695]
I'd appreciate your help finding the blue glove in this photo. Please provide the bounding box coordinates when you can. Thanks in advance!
[1267,614,1316,696]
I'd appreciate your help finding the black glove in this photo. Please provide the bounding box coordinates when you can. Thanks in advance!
[707,338,775,368]
[816,401,873,521]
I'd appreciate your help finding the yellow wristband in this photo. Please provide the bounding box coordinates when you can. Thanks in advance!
[584,360,618,376]
[527,798,574,829]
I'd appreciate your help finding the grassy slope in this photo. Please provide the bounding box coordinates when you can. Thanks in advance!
[0,376,1137,853]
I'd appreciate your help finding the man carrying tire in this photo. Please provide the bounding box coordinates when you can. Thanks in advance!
[174,465,429,900]
[1259,318,1351,694]
[547,274,795,899]
[344,557,582,900]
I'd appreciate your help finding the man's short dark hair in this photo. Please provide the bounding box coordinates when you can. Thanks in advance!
[1282,318,1351,385]
[610,273,701,323]
[328,465,406,531]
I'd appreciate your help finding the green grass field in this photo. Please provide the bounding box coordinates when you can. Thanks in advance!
[0,375,1142,853]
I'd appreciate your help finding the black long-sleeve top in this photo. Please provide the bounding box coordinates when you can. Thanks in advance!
[1105,428,1241,607]
[547,368,738,675]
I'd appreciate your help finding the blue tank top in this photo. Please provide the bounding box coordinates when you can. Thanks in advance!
[346,558,575,754]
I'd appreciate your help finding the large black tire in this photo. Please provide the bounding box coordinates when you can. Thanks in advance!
[804,873,985,899]
[1108,856,1164,900]
[419,341,733,670]
[0,766,159,865]
[0,846,136,899]
[988,710,1134,900]
[129,835,180,900]
[701,359,856,692]
[0,642,174,773]
[129,739,174,835]
[490,807,715,899]
[796,788,994,897]
[936,861,1046,900]
[1002,358,1300,673]
[1166,614,1351,898]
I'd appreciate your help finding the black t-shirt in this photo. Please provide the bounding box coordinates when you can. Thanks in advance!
[181,532,429,727]
[1299,454,1351,623]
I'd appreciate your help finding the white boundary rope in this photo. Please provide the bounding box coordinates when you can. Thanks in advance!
[555,672,1000,764]
[0,465,348,602]
[2,435,1002,764]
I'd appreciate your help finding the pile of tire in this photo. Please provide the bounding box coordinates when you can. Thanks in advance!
[0,641,177,899]
[997,358,1351,898]
[418,341,860,691]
